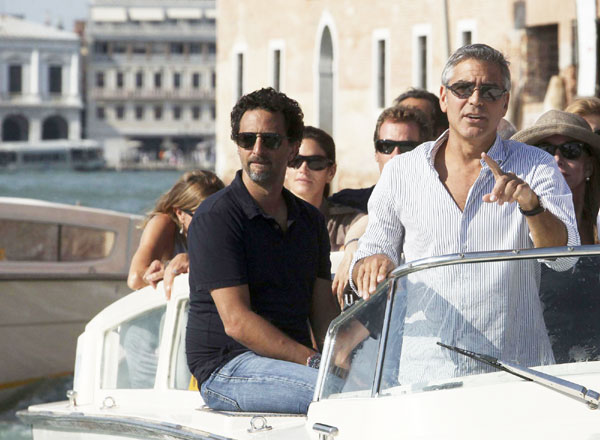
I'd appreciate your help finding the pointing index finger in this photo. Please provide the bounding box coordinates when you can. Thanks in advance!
[482,152,504,178]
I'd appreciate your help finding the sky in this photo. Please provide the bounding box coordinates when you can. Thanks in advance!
[0,0,89,30]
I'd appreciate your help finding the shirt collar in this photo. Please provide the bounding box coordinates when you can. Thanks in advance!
[427,130,508,170]
[230,170,301,223]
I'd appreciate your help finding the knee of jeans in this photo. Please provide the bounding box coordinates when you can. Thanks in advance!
[201,381,242,411]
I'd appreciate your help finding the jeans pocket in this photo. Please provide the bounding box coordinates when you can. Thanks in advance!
[201,380,242,411]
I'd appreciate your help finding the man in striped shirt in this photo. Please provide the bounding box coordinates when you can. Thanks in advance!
[350,44,579,379]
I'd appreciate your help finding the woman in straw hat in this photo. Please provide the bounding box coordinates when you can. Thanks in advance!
[512,109,600,362]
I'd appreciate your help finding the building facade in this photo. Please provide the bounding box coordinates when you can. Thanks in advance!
[0,14,87,168]
[86,0,216,168]
[216,0,598,189]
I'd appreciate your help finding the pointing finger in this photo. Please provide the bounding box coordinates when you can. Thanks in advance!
[482,152,505,178]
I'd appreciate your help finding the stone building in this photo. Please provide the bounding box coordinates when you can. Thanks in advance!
[0,15,84,157]
[216,0,598,189]
[86,0,216,168]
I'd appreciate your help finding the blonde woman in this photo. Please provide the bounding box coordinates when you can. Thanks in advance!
[128,170,224,298]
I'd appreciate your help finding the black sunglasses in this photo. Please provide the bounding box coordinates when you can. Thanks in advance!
[288,155,333,171]
[374,140,420,155]
[234,132,285,150]
[446,81,507,102]
[536,142,590,160]
[182,209,195,216]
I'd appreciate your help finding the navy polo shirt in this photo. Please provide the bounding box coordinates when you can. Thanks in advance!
[186,170,331,385]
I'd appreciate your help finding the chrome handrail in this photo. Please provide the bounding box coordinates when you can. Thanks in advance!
[389,244,600,279]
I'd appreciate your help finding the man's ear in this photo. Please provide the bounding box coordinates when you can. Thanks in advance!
[439,85,448,113]
[288,140,300,163]
[502,93,510,114]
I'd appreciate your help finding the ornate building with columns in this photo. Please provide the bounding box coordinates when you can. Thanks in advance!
[0,14,94,169]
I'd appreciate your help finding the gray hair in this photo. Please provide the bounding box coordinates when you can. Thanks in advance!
[441,44,511,91]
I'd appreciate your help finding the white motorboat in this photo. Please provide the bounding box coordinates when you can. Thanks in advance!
[0,197,142,391]
[0,140,105,171]
[18,245,600,439]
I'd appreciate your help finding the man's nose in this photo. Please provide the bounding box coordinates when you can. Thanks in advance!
[252,136,266,155]
[467,88,483,105]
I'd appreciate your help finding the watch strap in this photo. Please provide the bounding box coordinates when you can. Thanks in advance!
[519,202,545,216]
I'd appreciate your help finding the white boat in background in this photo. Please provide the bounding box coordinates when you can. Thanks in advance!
[0,139,105,171]
[0,197,142,391]
[18,246,600,439]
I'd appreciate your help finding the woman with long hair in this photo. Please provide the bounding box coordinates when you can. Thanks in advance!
[128,170,224,298]
[285,126,365,252]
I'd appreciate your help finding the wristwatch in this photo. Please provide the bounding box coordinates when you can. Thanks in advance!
[519,196,545,217]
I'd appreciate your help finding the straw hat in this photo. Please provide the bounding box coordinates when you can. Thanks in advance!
[511,109,600,155]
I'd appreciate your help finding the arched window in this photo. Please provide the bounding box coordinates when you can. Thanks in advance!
[2,115,29,141]
[42,115,69,140]
[318,26,334,136]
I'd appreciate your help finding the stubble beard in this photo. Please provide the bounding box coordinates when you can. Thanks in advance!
[244,160,273,184]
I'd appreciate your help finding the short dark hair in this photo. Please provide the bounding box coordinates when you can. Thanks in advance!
[394,88,448,136]
[373,106,433,145]
[441,44,511,90]
[230,87,304,144]
[302,126,336,163]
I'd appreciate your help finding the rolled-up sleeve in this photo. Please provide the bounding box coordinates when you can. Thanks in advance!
[530,154,580,270]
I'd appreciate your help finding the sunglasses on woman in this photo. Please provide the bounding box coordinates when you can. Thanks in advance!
[536,141,590,160]
[288,155,333,171]
[234,132,285,150]
[374,140,420,155]
[445,81,507,102]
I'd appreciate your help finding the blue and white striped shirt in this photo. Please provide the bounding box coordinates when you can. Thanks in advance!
[351,132,579,379]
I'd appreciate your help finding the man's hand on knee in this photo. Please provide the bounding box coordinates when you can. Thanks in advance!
[352,254,394,300]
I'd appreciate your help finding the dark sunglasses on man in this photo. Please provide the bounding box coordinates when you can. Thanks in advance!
[234,132,285,150]
[536,141,590,160]
[446,81,507,102]
[288,155,333,171]
[374,139,421,155]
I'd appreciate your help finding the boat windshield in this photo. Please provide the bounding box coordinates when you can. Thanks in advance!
[318,248,600,400]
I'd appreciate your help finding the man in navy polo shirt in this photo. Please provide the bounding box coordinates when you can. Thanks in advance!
[186,88,340,414]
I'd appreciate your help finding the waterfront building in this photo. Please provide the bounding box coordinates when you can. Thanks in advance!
[216,0,598,189]
[0,15,100,170]
[86,0,217,169]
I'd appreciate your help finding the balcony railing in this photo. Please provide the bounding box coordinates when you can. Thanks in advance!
[89,88,215,101]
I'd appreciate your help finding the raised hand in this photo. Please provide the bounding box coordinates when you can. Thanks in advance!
[481,153,539,210]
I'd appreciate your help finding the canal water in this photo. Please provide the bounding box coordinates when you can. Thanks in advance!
[0,169,186,216]
[0,168,194,439]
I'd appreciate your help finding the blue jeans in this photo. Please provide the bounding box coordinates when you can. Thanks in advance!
[200,351,319,414]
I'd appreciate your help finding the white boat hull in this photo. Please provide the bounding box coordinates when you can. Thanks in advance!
[0,197,142,392]
[0,277,131,387]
